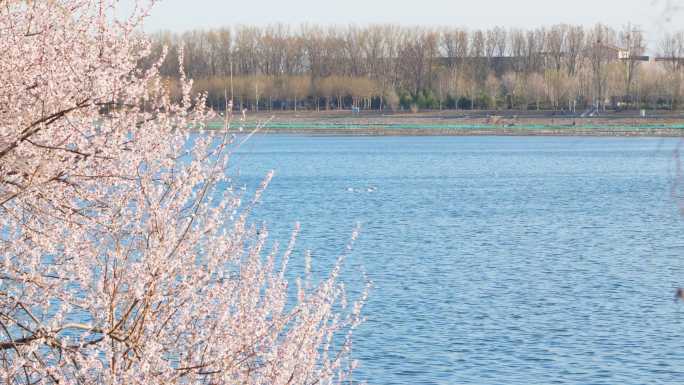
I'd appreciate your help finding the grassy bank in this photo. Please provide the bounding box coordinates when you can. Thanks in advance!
[208,110,684,136]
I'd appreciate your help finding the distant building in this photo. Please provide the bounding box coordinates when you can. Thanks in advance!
[654,56,684,65]
[434,46,650,77]
[598,44,649,62]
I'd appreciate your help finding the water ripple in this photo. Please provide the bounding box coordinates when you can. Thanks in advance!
[234,136,684,384]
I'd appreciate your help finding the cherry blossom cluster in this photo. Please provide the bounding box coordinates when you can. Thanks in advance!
[0,1,366,383]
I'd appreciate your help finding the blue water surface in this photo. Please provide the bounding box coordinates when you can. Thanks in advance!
[230,135,684,385]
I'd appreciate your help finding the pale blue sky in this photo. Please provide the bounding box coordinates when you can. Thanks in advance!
[121,0,682,50]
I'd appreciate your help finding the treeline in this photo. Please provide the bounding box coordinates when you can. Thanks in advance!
[145,24,684,112]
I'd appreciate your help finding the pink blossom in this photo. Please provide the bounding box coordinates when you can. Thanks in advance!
[0,1,367,383]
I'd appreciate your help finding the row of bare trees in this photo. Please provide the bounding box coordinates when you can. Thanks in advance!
[147,24,684,112]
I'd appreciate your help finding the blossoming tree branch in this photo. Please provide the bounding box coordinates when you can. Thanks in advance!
[0,1,366,383]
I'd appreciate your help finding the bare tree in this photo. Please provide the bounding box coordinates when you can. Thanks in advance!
[145,22,684,112]
[619,24,646,104]
[547,24,567,72]
[587,24,617,109]
[565,25,585,76]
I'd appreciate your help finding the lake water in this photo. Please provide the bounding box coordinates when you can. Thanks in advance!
[232,135,684,385]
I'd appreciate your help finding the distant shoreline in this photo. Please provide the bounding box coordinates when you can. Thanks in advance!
[244,128,684,137]
[207,110,684,137]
